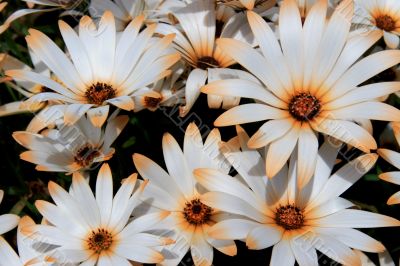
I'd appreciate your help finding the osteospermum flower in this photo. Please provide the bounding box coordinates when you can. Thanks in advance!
[157,0,258,116]
[31,163,172,265]
[378,122,400,205]
[194,126,400,266]
[202,0,400,187]
[354,0,400,49]
[0,216,56,266]
[0,190,20,236]
[6,11,179,127]
[12,114,128,173]
[133,123,235,266]
[0,0,84,34]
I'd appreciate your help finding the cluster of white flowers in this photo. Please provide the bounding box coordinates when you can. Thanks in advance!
[1,0,400,265]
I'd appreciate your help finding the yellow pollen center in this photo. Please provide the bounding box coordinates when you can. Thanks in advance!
[144,96,162,110]
[87,229,113,254]
[275,204,305,230]
[183,199,213,225]
[197,56,220,70]
[376,15,396,31]
[85,82,116,106]
[289,93,321,121]
[74,145,100,167]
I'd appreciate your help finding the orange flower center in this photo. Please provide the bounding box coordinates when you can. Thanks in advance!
[289,93,321,121]
[86,82,116,105]
[197,56,220,70]
[275,204,305,230]
[74,145,100,167]
[183,199,213,225]
[375,15,396,31]
[144,96,162,110]
[87,228,113,254]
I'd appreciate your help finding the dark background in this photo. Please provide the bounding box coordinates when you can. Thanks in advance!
[1,1,400,265]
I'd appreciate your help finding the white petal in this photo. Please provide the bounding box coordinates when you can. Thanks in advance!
[120,211,169,237]
[314,233,360,266]
[162,133,194,198]
[64,104,93,125]
[248,119,293,149]
[270,236,295,266]
[202,79,286,108]
[194,168,265,211]
[216,38,289,101]
[325,102,400,121]
[87,105,109,128]
[132,153,185,200]
[207,219,260,240]
[59,20,93,86]
[106,96,134,111]
[279,0,303,90]
[290,234,318,266]
[324,82,400,110]
[323,30,383,90]
[0,236,20,266]
[214,103,289,127]
[297,124,318,188]
[378,149,400,169]
[306,153,378,210]
[26,29,85,92]
[191,227,213,266]
[384,31,400,49]
[96,163,113,227]
[266,122,300,178]
[246,11,293,92]
[200,192,265,223]
[114,245,163,264]
[179,69,207,117]
[246,225,283,250]
[311,118,376,153]
[0,214,19,235]
[313,209,400,228]
[310,0,352,90]
[313,227,385,253]
[71,173,101,229]
[326,49,400,101]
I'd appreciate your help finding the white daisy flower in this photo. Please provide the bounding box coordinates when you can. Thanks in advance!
[133,123,235,266]
[6,11,180,127]
[0,190,20,236]
[157,0,259,117]
[0,216,58,266]
[202,0,400,187]
[31,163,172,265]
[378,122,400,205]
[0,0,84,34]
[12,114,128,173]
[194,126,400,266]
[354,0,400,49]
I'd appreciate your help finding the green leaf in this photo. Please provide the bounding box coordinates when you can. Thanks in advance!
[122,136,136,149]
[364,174,379,181]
